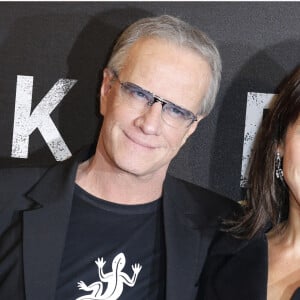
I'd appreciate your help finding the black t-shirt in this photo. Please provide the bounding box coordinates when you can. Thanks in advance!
[55,185,166,300]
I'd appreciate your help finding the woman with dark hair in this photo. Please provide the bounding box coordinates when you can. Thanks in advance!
[198,66,300,300]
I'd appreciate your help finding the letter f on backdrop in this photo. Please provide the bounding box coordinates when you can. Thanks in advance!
[11,75,77,161]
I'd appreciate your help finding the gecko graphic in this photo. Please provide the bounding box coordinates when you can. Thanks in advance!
[76,253,142,300]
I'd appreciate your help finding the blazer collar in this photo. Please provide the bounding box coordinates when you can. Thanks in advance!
[22,152,83,300]
[163,175,216,300]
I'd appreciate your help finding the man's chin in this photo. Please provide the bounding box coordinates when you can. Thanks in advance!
[115,160,167,180]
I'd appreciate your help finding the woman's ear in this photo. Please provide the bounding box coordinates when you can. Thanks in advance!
[277,141,284,156]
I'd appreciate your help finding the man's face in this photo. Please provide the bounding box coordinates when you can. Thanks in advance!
[98,38,212,179]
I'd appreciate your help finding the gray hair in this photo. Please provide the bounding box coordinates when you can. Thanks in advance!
[107,15,222,116]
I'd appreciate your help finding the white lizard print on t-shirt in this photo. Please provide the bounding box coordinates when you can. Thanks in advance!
[76,253,142,300]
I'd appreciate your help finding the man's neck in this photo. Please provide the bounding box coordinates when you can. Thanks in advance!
[75,151,166,205]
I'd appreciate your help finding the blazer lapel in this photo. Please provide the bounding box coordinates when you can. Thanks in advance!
[163,176,214,300]
[22,156,79,300]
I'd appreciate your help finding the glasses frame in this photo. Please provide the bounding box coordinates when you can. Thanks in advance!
[111,70,199,128]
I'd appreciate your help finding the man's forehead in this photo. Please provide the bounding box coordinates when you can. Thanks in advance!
[125,37,170,62]
[126,37,195,59]
[122,37,209,78]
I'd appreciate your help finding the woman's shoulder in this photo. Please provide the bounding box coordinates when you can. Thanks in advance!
[209,229,267,257]
[198,231,268,300]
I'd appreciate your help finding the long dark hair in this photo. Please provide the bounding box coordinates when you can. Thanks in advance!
[229,66,300,239]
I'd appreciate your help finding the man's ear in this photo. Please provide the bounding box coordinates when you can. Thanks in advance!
[188,115,205,136]
[100,68,113,116]
[181,115,205,147]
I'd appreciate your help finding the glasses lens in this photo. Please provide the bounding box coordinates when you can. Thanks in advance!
[162,103,194,128]
[120,82,153,108]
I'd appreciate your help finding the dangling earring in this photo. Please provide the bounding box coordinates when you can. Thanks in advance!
[275,152,284,181]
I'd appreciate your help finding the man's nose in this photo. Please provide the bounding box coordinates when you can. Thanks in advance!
[134,102,163,135]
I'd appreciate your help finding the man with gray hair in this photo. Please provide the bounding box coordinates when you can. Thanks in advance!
[0,15,236,300]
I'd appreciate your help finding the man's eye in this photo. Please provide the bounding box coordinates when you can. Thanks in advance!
[124,83,149,101]
[132,89,148,100]
[166,105,186,118]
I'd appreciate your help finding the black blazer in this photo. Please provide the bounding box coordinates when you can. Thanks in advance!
[0,148,237,300]
[198,231,300,300]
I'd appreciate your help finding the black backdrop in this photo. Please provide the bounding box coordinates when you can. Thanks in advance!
[0,2,299,201]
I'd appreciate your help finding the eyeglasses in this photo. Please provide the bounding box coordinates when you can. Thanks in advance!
[112,71,198,128]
